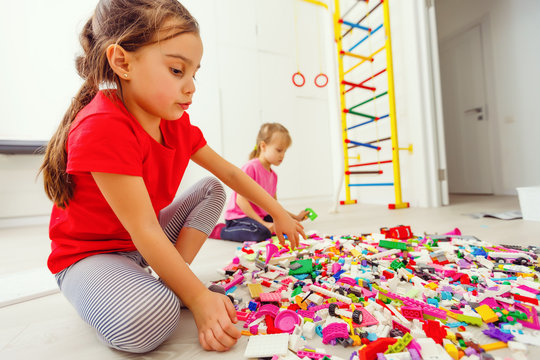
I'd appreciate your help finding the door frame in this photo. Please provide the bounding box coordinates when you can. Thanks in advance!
[438,14,500,197]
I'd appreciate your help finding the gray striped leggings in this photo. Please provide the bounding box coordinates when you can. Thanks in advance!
[55,177,226,353]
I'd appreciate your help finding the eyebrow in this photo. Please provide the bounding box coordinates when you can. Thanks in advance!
[165,53,201,69]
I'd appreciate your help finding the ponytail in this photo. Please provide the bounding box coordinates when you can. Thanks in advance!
[40,81,98,208]
[39,17,99,208]
[249,144,260,160]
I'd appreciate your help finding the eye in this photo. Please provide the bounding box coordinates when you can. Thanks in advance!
[170,67,183,76]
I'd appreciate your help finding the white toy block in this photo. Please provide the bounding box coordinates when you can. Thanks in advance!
[288,333,304,352]
[385,352,412,360]
[514,330,540,346]
[415,337,453,360]
[302,321,316,339]
[508,340,528,352]
[309,284,352,304]
[282,350,302,360]
[244,333,290,358]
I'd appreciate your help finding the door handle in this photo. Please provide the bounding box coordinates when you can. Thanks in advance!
[464,107,483,114]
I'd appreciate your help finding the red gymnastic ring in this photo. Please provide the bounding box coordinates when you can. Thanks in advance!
[314,73,328,88]
[292,72,306,87]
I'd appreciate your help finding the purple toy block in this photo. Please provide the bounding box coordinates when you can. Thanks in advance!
[482,323,515,342]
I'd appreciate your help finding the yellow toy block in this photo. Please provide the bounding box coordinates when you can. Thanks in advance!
[480,341,508,352]
[475,304,499,323]
[248,283,263,299]
[444,343,459,360]
[445,330,456,342]
[425,282,438,290]
[350,248,362,257]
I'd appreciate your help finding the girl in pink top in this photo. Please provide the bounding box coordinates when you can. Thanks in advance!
[217,123,310,242]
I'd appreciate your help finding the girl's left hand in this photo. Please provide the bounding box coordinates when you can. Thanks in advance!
[273,213,306,249]
[295,210,311,221]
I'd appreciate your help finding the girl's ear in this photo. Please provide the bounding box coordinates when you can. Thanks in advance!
[259,141,267,152]
[106,44,131,80]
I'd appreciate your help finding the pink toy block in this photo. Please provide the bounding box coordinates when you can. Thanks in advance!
[296,350,333,359]
[298,309,315,319]
[517,285,540,295]
[337,276,357,286]
[260,292,282,303]
[515,303,540,330]
[355,306,379,327]
[401,306,423,320]
[322,322,349,344]
[224,273,244,291]
[236,311,249,321]
[265,243,279,264]
[274,310,301,333]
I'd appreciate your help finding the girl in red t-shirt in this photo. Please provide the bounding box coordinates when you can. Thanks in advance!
[39,0,304,354]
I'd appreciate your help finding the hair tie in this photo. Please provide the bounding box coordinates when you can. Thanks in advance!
[253,143,258,151]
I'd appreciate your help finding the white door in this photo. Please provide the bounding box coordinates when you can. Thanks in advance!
[440,25,493,194]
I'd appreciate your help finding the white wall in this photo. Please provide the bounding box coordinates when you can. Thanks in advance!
[0,0,456,222]
[435,0,540,194]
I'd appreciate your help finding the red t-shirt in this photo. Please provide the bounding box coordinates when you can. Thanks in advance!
[47,90,206,274]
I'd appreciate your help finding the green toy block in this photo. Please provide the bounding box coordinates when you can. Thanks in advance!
[390,259,405,270]
[379,239,408,250]
[289,259,313,275]
[386,332,412,353]
[456,313,483,327]
[304,208,318,221]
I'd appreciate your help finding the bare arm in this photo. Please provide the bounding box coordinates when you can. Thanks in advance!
[191,145,305,247]
[236,195,274,230]
[91,172,240,351]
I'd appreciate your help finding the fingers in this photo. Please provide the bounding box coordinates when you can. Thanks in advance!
[199,308,240,351]
[218,313,241,340]
[200,328,231,352]
[224,296,238,323]
[276,232,286,247]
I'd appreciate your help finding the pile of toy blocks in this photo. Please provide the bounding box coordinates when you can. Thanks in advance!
[210,226,540,360]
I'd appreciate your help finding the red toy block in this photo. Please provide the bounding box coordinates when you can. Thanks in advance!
[385,226,413,240]
[422,319,447,345]
[358,337,398,360]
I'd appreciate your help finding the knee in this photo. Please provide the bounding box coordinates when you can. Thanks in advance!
[201,177,226,206]
[98,292,181,353]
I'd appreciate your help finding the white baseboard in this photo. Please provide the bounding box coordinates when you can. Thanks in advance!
[0,267,59,308]
[0,215,49,229]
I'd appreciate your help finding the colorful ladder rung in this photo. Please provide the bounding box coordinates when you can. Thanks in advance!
[349,183,394,187]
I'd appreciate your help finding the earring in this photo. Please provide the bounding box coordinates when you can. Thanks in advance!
[123,74,128,78]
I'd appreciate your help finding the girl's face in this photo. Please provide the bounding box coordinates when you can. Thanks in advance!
[122,23,203,124]
[260,133,290,168]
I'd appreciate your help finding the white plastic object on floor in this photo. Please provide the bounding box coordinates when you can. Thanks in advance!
[243,333,290,358]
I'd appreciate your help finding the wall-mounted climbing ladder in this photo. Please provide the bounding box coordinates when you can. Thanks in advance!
[333,0,409,209]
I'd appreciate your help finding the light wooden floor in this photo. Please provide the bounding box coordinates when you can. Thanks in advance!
[1,195,539,359]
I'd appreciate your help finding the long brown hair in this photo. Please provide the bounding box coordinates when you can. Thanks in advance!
[40,0,199,208]
[249,123,292,160]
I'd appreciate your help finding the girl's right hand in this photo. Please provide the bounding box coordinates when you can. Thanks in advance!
[273,212,306,249]
[189,289,241,351]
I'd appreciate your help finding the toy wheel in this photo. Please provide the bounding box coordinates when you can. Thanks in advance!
[314,73,328,88]
[292,72,305,87]
[335,288,346,295]
[328,303,338,317]
[352,309,363,324]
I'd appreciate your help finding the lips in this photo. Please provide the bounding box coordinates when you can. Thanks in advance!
[180,103,190,110]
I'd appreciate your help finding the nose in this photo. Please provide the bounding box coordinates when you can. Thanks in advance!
[183,77,196,95]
